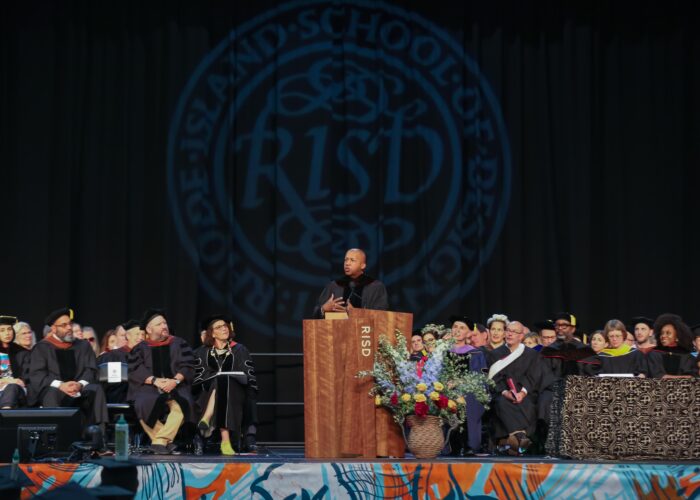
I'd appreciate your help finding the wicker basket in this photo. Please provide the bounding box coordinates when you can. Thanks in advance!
[405,415,445,458]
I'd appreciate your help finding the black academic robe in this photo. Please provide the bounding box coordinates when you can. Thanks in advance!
[0,343,29,408]
[312,274,388,318]
[489,345,555,438]
[97,347,130,404]
[127,336,196,427]
[646,346,696,377]
[595,349,650,376]
[193,343,258,443]
[540,341,595,379]
[27,337,108,424]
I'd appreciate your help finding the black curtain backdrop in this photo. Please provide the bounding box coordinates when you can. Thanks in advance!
[2,1,699,442]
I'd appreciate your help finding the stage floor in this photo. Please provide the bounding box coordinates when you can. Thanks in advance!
[11,447,700,499]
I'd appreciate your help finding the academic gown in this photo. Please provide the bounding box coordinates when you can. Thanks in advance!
[646,346,696,377]
[27,337,108,425]
[127,336,196,428]
[97,347,131,404]
[594,349,650,376]
[447,345,488,453]
[0,343,29,408]
[312,274,388,318]
[489,345,555,438]
[193,343,259,444]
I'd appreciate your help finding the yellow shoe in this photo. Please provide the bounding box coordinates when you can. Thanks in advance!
[221,440,235,456]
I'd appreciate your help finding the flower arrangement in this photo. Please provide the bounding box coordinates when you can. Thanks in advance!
[358,329,493,430]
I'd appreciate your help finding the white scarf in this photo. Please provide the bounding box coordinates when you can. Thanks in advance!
[488,343,525,380]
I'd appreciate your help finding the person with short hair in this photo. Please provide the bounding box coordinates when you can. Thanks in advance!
[193,315,259,455]
[523,332,541,350]
[128,309,195,455]
[82,326,99,356]
[595,319,650,376]
[27,308,108,428]
[97,320,144,404]
[486,314,508,351]
[630,316,655,353]
[13,321,36,350]
[312,248,388,318]
[487,320,554,456]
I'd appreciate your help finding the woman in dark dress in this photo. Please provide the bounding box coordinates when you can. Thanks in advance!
[647,313,695,378]
[193,315,258,455]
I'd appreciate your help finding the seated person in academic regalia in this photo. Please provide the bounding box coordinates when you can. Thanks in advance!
[27,307,109,427]
[630,316,656,353]
[127,309,195,455]
[487,320,555,456]
[193,315,259,455]
[646,314,695,378]
[484,314,508,352]
[409,332,428,362]
[445,315,488,456]
[0,315,29,409]
[593,319,650,376]
[97,320,144,404]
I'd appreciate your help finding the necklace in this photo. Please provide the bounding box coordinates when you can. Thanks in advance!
[210,346,231,372]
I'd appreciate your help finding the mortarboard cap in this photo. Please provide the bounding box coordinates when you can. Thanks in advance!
[629,316,654,329]
[0,316,18,327]
[534,319,556,331]
[44,308,74,327]
[200,314,233,333]
[448,315,474,329]
[121,319,141,332]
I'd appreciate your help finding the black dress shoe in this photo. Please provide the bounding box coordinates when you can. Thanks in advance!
[150,444,170,455]
[243,434,258,453]
[166,443,183,455]
[193,435,204,456]
[459,447,475,457]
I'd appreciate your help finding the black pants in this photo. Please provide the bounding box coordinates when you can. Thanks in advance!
[41,383,109,425]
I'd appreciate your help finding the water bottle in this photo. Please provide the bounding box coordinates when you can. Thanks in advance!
[10,447,20,480]
[115,414,129,461]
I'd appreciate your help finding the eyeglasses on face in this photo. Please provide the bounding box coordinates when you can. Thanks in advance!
[85,337,96,342]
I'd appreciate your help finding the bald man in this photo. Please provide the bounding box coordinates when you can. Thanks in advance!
[312,248,388,318]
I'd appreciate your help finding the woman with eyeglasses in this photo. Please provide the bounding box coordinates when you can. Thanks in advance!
[594,320,649,377]
[193,315,259,455]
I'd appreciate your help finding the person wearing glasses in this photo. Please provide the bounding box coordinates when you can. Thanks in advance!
[82,326,100,356]
[0,315,30,409]
[27,307,109,428]
[193,315,259,456]
[594,319,649,376]
[127,309,196,455]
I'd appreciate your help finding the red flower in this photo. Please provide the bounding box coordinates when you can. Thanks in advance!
[436,394,449,409]
[390,393,399,405]
[414,401,429,417]
[450,405,457,413]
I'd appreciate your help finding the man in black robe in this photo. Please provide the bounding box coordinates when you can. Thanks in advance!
[127,309,195,455]
[27,307,108,426]
[312,248,388,318]
[97,319,144,403]
[488,320,554,456]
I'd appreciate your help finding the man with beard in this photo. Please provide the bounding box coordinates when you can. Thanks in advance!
[28,308,108,427]
[312,248,388,318]
[128,309,195,455]
[0,315,29,408]
[630,316,655,353]
[97,320,144,404]
[487,320,554,456]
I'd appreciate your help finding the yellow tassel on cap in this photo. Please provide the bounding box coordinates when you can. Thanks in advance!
[570,314,576,326]
[69,308,74,320]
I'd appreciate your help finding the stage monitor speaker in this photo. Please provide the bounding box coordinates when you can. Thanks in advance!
[0,408,83,462]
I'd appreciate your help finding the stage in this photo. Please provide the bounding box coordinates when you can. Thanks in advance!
[11,447,700,499]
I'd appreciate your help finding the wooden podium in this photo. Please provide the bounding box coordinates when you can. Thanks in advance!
[303,308,413,458]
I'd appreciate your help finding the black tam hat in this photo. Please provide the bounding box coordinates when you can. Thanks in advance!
[448,315,474,329]
[534,319,556,331]
[200,314,233,333]
[140,308,167,330]
[629,316,654,329]
[45,307,74,326]
[122,319,141,331]
[691,324,700,338]
[553,312,577,326]
[0,316,18,326]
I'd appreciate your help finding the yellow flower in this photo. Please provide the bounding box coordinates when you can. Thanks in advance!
[433,382,444,391]
[416,383,428,392]
[413,393,427,403]
[401,393,412,402]
[375,395,382,406]
[429,391,440,401]
[448,400,457,409]
[456,396,466,405]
